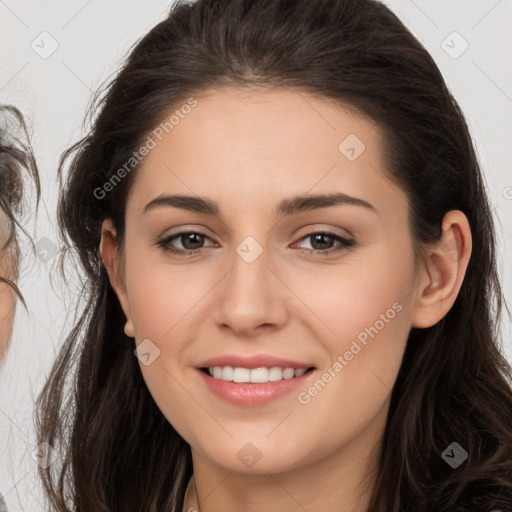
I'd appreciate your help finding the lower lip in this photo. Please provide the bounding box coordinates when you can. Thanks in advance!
[196,368,315,407]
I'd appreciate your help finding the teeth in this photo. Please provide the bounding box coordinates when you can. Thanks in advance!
[249,367,268,383]
[206,366,309,383]
[221,366,234,381]
[233,367,250,382]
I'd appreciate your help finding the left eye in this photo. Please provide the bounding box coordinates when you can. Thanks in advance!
[156,231,354,255]
[293,232,354,253]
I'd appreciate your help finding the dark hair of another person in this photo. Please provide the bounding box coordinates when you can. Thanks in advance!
[0,105,40,307]
[36,0,512,510]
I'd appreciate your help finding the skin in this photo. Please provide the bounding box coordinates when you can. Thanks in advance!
[0,219,16,361]
[101,87,472,512]
[0,283,15,360]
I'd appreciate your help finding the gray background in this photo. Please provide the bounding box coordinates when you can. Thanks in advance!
[1,1,511,510]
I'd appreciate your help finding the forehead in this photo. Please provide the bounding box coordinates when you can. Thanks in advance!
[126,87,407,221]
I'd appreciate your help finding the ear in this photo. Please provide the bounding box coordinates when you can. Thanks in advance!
[411,210,472,329]
[100,219,134,337]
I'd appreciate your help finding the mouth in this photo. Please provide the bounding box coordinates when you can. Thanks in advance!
[194,354,317,406]
[199,366,316,383]
[196,365,317,406]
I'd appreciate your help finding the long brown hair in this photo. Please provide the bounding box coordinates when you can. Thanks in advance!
[36,0,512,510]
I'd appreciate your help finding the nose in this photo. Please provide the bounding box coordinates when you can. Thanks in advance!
[214,241,289,336]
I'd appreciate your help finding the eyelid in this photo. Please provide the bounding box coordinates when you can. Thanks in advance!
[292,223,354,240]
[155,224,213,239]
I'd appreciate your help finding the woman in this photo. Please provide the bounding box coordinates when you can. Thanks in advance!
[37,0,512,510]
[0,105,40,512]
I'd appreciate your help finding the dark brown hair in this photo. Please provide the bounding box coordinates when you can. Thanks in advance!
[36,0,512,510]
[0,105,40,308]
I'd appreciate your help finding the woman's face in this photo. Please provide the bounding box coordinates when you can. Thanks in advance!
[105,87,431,474]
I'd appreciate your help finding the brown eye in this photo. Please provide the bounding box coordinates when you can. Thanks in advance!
[176,232,206,250]
[156,231,215,255]
[295,232,355,255]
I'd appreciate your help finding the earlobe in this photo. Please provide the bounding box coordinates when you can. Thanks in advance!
[411,210,472,329]
[123,321,134,338]
[100,219,134,337]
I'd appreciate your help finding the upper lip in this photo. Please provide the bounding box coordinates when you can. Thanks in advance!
[195,354,315,370]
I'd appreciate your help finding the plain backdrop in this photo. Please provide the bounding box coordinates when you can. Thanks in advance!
[0,1,511,510]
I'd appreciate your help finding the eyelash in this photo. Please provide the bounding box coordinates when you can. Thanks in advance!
[155,230,355,257]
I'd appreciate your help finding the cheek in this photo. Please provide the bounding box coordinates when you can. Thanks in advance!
[287,255,415,459]
[125,263,199,440]
[125,244,212,341]
[291,240,416,397]
[123,252,217,427]
[293,239,415,341]
[0,285,16,358]
[0,253,17,355]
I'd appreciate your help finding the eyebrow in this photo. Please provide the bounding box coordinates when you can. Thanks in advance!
[142,192,377,217]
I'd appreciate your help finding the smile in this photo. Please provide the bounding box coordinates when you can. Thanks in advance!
[202,366,311,383]
[197,366,316,407]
